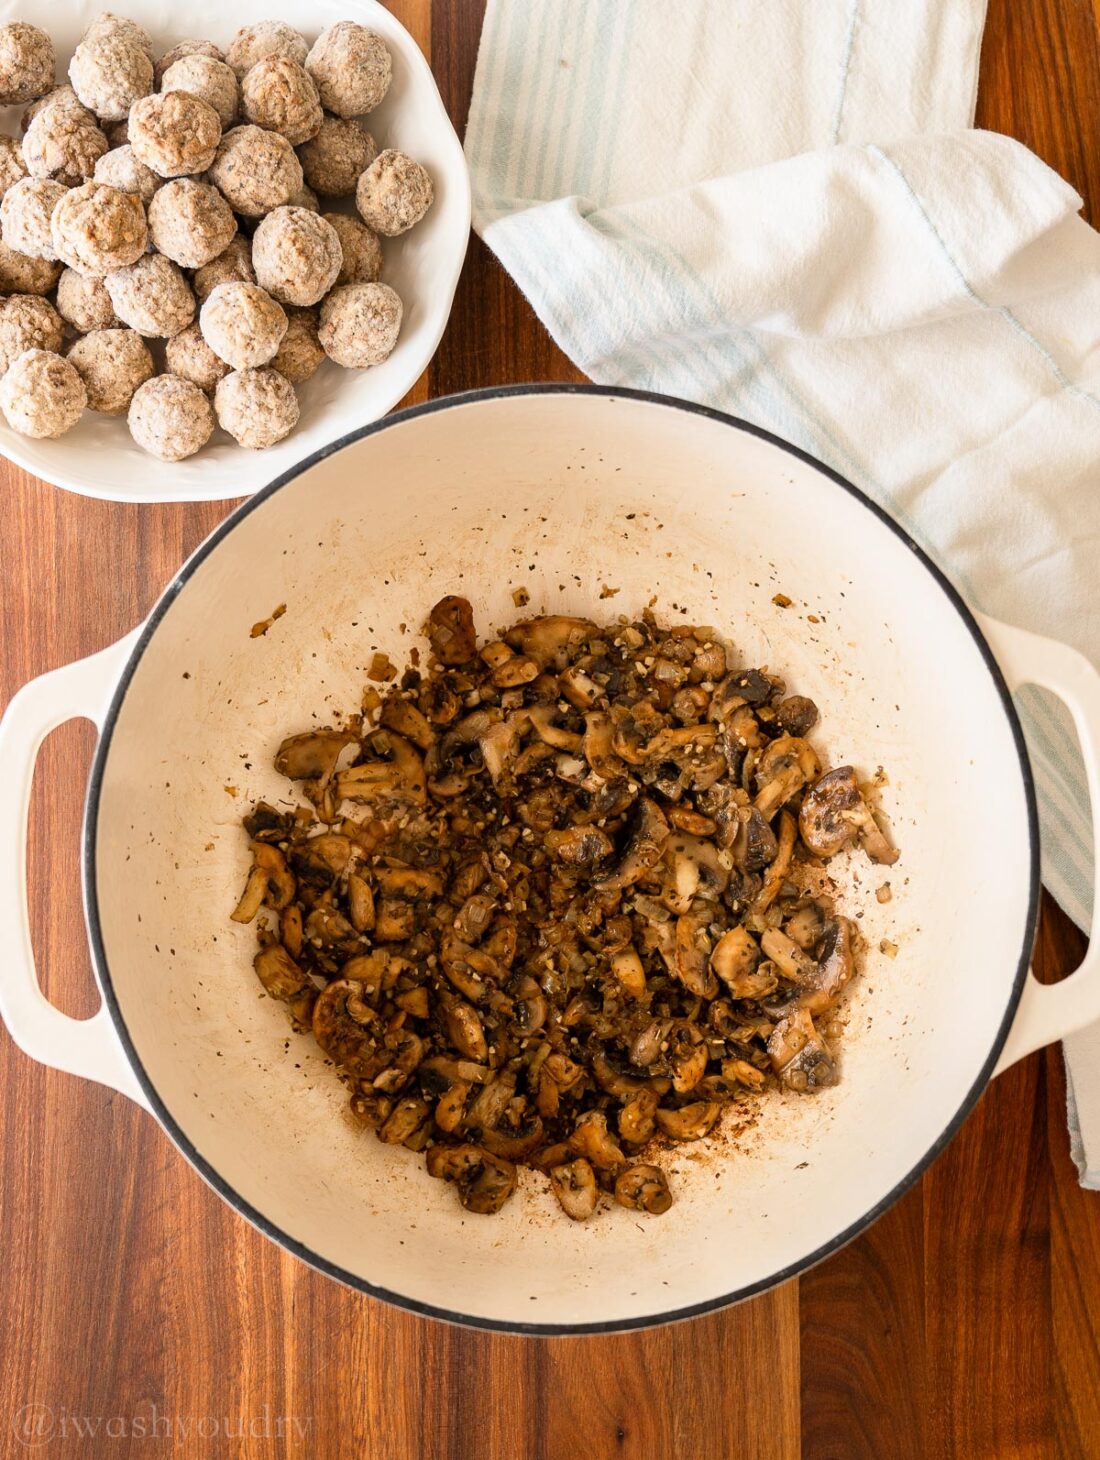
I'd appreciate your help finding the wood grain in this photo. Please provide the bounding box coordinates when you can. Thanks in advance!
[0,1,1099,1457]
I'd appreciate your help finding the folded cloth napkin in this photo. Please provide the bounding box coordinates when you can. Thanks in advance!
[465,0,1100,1186]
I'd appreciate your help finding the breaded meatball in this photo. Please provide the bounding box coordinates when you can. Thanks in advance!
[51,181,147,276]
[356,150,433,237]
[215,366,298,448]
[94,144,161,203]
[83,14,154,59]
[270,305,322,384]
[21,86,87,136]
[165,321,229,393]
[69,32,153,121]
[66,327,154,414]
[56,266,118,331]
[104,116,129,147]
[305,24,391,118]
[319,282,401,369]
[241,56,321,145]
[200,280,286,369]
[154,39,223,87]
[128,373,213,460]
[207,125,302,218]
[226,22,307,80]
[0,348,85,437]
[0,293,63,373]
[148,178,236,268]
[105,252,194,336]
[0,136,29,200]
[324,213,382,286]
[191,234,253,301]
[0,235,61,294]
[129,92,221,178]
[0,23,54,106]
[251,206,341,307]
[23,95,107,185]
[298,117,376,199]
[160,54,238,128]
[0,177,67,260]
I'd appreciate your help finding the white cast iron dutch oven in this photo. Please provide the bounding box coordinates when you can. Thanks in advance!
[2,387,1100,1334]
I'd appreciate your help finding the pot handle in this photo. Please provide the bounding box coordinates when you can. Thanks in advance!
[977,614,1100,1075]
[0,631,150,1109]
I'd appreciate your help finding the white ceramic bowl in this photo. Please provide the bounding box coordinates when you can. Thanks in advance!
[2,388,1099,1332]
[0,0,469,501]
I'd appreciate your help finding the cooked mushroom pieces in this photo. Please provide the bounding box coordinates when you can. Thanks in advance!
[426,594,477,665]
[549,1158,599,1220]
[799,765,898,864]
[425,1143,517,1215]
[235,596,898,1221]
[767,1007,837,1091]
[614,1164,673,1215]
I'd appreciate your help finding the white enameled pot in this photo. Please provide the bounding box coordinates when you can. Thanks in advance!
[3,387,1100,1334]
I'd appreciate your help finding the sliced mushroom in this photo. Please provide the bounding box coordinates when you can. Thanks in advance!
[305,906,362,958]
[797,917,855,1015]
[663,833,730,913]
[442,997,489,1063]
[427,595,477,665]
[752,810,797,917]
[253,943,310,1001]
[479,1113,545,1160]
[545,825,613,868]
[732,807,778,872]
[347,872,375,932]
[595,797,670,892]
[767,1007,837,1090]
[425,1143,517,1214]
[478,717,523,788]
[583,711,623,780]
[776,695,819,736]
[760,928,817,982]
[379,1097,431,1145]
[754,736,821,819]
[722,1057,767,1090]
[380,698,436,750]
[619,1087,660,1144]
[505,616,596,670]
[614,1164,672,1214]
[433,1080,471,1133]
[335,730,427,807]
[668,1023,708,1093]
[609,947,647,999]
[527,703,583,752]
[591,1052,646,1098]
[453,893,497,944]
[274,729,356,782]
[654,1102,721,1141]
[799,766,898,864]
[560,666,599,709]
[570,1111,626,1170]
[710,925,763,997]
[231,865,269,924]
[549,1158,599,1220]
[674,911,719,999]
[312,979,384,1076]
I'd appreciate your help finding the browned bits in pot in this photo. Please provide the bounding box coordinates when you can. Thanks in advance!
[233,597,898,1220]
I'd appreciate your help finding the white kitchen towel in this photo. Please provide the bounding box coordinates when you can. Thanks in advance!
[465,0,1100,1186]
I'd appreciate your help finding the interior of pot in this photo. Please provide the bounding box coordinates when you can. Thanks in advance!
[89,390,1035,1330]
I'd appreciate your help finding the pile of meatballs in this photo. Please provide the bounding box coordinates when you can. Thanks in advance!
[0,14,433,458]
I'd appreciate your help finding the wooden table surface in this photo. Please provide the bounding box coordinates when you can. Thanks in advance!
[2,2,1099,1456]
